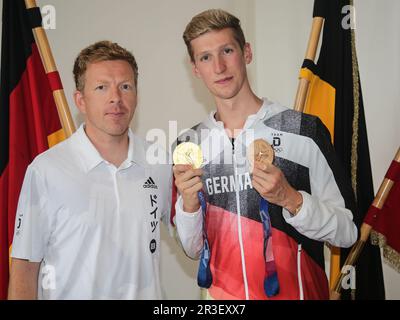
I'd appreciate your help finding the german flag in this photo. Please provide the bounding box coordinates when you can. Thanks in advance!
[0,0,65,299]
[299,0,385,299]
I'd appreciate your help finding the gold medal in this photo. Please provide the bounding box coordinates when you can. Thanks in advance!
[173,142,203,169]
[248,139,275,168]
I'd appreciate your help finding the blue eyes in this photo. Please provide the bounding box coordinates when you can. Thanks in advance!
[95,84,133,91]
[199,47,234,62]
[199,54,211,62]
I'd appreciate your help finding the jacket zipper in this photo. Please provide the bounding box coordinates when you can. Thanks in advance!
[297,244,304,300]
[233,146,250,300]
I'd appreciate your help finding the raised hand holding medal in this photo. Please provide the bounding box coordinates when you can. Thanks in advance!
[172,142,212,288]
[250,139,301,213]
[172,142,204,213]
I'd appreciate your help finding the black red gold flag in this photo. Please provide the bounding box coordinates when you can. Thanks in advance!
[0,0,65,299]
[299,0,385,299]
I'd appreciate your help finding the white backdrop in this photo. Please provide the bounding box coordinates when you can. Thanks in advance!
[1,0,399,299]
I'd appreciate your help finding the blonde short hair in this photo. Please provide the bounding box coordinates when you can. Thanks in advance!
[73,40,138,91]
[183,9,246,62]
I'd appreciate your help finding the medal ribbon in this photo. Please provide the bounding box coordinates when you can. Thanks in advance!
[197,190,213,288]
[260,198,279,297]
[177,148,212,288]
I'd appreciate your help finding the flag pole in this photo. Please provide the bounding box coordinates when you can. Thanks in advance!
[330,147,400,300]
[293,17,324,112]
[24,0,76,137]
[294,13,343,289]
[295,13,344,291]
[295,12,345,291]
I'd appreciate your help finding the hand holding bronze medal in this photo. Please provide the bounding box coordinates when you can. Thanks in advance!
[172,142,212,289]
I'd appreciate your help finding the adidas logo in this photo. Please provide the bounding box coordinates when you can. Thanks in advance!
[143,177,158,189]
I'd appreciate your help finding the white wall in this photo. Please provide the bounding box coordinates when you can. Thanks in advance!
[1,0,399,299]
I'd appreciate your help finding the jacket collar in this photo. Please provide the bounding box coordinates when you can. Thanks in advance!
[207,97,272,130]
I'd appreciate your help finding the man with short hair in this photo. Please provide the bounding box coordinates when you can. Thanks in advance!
[8,41,172,299]
[174,9,357,300]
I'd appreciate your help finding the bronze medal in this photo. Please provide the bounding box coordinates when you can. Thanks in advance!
[248,139,275,169]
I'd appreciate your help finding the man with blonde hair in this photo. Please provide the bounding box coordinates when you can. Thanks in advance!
[174,9,357,300]
[8,41,172,299]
